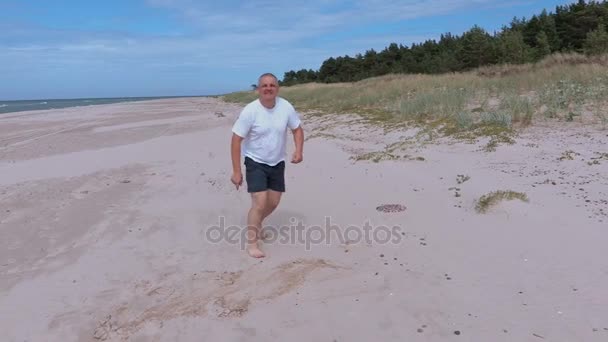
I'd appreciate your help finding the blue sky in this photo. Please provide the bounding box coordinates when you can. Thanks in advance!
[1,0,573,100]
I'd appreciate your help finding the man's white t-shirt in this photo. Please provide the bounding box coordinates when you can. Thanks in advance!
[232,97,301,166]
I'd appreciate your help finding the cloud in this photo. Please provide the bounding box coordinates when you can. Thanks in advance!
[131,0,497,68]
[2,0,529,98]
[3,1,501,66]
[144,0,497,42]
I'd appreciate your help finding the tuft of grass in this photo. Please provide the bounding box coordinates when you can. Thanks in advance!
[304,132,340,142]
[441,119,515,151]
[455,111,474,130]
[475,190,529,213]
[483,133,516,152]
[480,110,512,127]
[351,140,414,163]
[409,115,516,151]
[351,151,401,163]
[499,93,535,126]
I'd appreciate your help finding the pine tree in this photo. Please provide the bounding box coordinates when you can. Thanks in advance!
[498,30,531,64]
[459,26,496,69]
[282,71,297,86]
[535,31,552,60]
[318,58,337,83]
[362,49,378,77]
[538,9,561,51]
[584,23,608,55]
[523,15,542,47]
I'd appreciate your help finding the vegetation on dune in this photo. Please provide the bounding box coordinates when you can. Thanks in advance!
[224,53,608,148]
[222,1,608,150]
[475,191,530,213]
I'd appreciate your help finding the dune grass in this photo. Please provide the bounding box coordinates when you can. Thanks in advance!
[223,53,608,146]
[475,190,529,213]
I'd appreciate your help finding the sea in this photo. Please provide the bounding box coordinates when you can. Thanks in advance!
[0,96,196,115]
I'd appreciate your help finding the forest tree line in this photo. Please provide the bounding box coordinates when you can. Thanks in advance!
[280,0,608,86]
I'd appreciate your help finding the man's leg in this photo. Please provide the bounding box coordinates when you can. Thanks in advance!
[262,190,282,220]
[263,161,285,221]
[260,190,282,241]
[247,191,268,258]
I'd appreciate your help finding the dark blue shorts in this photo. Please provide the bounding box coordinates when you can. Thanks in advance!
[244,157,286,193]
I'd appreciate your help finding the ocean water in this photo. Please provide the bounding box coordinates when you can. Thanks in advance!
[0,96,188,115]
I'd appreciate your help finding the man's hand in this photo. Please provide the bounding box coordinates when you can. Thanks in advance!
[291,151,303,164]
[291,126,304,164]
[231,172,243,190]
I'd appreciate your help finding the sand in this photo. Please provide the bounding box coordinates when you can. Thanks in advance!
[1,97,607,341]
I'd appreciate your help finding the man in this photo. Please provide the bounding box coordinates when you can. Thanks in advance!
[230,73,304,258]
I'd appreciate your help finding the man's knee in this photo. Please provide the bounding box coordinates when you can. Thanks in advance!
[250,192,268,214]
[250,202,266,215]
[266,194,281,213]
[268,198,280,210]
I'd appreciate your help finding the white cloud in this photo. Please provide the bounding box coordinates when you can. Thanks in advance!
[133,0,496,71]
[2,0,529,98]
[144,0,496,43]
[5,1,502,70]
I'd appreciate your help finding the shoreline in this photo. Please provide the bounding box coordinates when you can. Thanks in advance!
[0,95,216,115]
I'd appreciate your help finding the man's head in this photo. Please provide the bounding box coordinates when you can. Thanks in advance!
[257,73,279,106]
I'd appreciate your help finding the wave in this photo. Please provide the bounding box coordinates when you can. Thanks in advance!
[0,104,7,108]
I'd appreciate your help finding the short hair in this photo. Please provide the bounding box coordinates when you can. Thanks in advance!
[258,73,278,87]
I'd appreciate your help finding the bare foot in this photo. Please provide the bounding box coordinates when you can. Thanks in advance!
[261,229,270,241]
[247,244,265,258]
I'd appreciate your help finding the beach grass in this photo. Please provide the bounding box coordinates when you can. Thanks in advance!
[475,190,529,213]
[223,52,608,147]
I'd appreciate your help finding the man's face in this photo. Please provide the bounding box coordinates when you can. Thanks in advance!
[257,76,279,102]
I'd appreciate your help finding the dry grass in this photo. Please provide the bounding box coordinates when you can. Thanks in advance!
[475,190,529,213]
[476,53,608,77]
[223,52,608,145]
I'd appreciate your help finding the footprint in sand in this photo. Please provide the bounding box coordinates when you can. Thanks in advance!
[89,259,343,340]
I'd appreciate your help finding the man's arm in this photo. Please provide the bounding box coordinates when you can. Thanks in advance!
[291,126,304,163]
[231,133,244,189]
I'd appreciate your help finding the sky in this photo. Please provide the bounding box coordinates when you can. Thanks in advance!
[1,0,575,100]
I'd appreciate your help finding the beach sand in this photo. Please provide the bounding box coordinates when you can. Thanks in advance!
[1,97,607,341]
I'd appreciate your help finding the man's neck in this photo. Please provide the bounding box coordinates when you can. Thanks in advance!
[260,98,276,109]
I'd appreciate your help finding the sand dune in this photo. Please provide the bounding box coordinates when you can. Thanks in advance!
[1,97,607,341]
